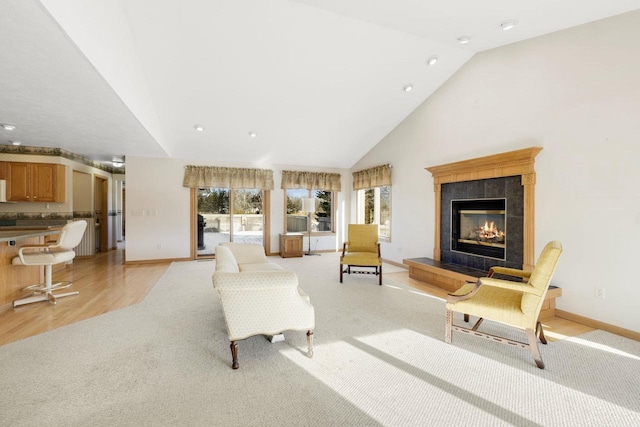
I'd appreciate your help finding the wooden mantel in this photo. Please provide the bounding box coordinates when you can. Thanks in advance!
[426,147,542,185]
[426,147,543,271]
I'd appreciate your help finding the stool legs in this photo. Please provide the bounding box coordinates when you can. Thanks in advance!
[13,265,79,308]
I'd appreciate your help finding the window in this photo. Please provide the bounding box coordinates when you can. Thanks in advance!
[285,189,334,233]
[281,170,340,235]
[353,164,391,241]
[358,185,391,240]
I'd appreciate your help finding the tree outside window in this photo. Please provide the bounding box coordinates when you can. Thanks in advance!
[285,189,333,233]
[359,185,390,240]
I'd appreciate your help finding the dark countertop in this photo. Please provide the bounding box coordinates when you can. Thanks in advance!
[0,228,62,243]
[0,225,63,230]
[0,219,68,227]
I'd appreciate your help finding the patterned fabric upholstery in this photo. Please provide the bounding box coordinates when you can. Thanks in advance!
[214,245,239,273]
[220,242,283,271]
[213,244,315,341]
[238,263,284,272]
[446,241,563,330]
[340,224,382,285]
[344,224,380,254]
[341,252,380,267]
[220,242,267,265]
[445,241,563,369]
[341,224,381,266]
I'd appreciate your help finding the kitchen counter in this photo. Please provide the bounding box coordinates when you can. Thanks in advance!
[0,219,68,227]
[0,228,63,306]
[0,228,62,243]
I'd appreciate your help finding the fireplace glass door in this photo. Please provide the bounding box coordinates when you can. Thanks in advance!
[451,198,506,260]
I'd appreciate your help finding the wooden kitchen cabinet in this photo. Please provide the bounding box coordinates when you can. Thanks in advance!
[2,162,65,202]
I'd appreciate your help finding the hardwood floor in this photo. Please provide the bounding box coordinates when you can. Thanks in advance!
[0,249,594,347]
[0,247,170,346]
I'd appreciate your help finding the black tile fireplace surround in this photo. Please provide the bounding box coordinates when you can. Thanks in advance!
[440,176,524,272]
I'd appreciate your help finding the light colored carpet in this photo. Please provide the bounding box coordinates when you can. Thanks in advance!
[1,253,639,426]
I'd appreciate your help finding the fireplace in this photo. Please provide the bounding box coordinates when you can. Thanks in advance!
[451,198,506,260]
[439,176,523,271]
[427,147,542,272]
[402,148,545,294]
[405,148,560,313]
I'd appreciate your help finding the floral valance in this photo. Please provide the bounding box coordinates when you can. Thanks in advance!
[281,170,341,192]
[183,166,274,190]
[352,164,392,190]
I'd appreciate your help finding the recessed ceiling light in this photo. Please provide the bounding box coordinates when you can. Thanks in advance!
[2,124,16,131]
[426,56,439,66]
[10,141,21,146]
[457,36,471,44]
[194,124,204,132]
[500,20,518,31]
[249,131,257,138]
[403,84,413,92]
[112,161,124,168]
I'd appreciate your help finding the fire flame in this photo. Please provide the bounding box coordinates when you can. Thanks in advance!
[476,220,504,241]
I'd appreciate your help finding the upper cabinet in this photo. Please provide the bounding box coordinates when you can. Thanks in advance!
[0,162,66,203]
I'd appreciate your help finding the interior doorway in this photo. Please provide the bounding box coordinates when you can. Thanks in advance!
[94,176,108,252]
[121,187,125,239]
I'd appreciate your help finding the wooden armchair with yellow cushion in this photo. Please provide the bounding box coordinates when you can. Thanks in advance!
[445,240,563,369]
[340,224,382,286]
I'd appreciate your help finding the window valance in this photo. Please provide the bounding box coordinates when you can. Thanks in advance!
[352,164,392,190]
[281,170,341,192]
[183,165,274,190]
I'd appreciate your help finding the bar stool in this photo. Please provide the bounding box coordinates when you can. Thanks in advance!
[12,220,88,307]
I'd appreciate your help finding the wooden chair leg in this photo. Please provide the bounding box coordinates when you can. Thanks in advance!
[445,309,453,343]
[339,263,343,283]
[463,314,469,322]
[378,265,382,286]
[471,317,483,331]
[230,341,239,370]
[536,321,547,345]
[526,328,545,369]
[307,330,314,358]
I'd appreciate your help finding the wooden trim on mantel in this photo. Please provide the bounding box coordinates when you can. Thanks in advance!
[426,147,543,184]
[426,147,543,270]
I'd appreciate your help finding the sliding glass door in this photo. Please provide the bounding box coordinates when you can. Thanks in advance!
[195,188,265,257]
[231,189,263,244]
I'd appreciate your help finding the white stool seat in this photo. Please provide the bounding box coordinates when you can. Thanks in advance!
[12,250,76,266]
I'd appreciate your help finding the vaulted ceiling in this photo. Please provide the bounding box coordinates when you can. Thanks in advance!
[1,0,638,169]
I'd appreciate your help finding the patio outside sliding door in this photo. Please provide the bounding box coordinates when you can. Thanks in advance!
[231,189,263,244]
[195,187,264,258]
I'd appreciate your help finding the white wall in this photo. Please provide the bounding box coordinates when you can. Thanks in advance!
[352,11,640,332]
[40,0,167,153]
[72,170,91,211]
[125,156,350,261]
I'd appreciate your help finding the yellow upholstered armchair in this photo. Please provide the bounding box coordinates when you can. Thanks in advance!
[340,224,382,286]
[445,241,562,369]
